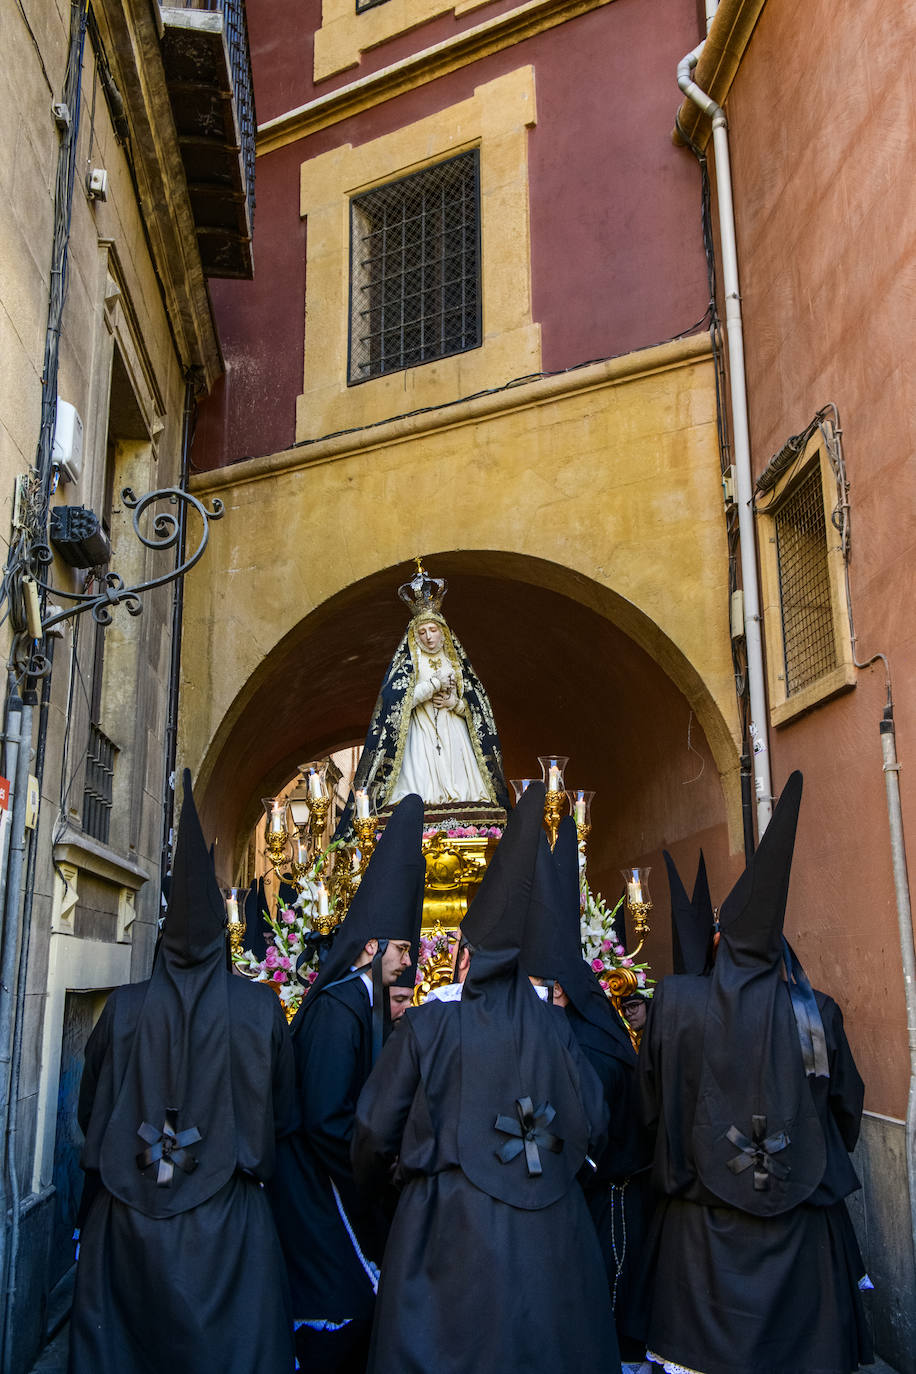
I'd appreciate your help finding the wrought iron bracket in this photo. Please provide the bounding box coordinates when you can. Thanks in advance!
[35,486,224,633]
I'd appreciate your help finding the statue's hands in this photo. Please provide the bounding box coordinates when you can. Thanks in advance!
[433,687,459,710]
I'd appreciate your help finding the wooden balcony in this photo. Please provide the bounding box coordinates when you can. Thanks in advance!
[160,2,256,279]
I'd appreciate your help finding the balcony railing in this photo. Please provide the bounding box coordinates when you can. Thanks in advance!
[160,1,257,279]
[83,724,118,846]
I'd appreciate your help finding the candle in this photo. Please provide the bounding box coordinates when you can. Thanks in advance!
[575,793,587,825]
[269,803,285,835]
[226,890,241,924]
[355,789,370,820]
[317,882,329,917]
[296,839,309,866]
[627,879,643,907]
[308,770,322,801]
[548,764,560,792]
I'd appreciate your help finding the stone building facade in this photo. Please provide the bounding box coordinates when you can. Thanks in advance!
[0,1,252,1368]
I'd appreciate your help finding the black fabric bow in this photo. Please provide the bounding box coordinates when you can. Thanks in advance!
[726,1114,790,1191]
[136,1111,202,1187]
[299,929,337,967]
[494,1097,563,1177]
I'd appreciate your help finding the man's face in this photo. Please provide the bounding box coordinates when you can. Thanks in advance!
[416,620,444,653]
[389,987,413,1021]
[622,998,647,1032]
[380,939,413,987]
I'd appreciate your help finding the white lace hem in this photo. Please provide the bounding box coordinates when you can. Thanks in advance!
[647,1352,708,1374]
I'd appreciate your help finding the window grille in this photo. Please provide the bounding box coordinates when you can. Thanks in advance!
[774,467,837,696]
[349,151,481,383]
[83,723,117,845]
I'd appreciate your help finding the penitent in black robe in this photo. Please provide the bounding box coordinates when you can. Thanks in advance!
[639,979,873,1374]
[270,977,387,1327]
[352,1000,619,1374]
[69,976,297,1374]
[567,1006,654,1362]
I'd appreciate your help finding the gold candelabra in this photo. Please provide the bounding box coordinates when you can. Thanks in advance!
[354,817,377,873]
[228,920,247,960]
[622,866,652,958]
[543,790,565,849]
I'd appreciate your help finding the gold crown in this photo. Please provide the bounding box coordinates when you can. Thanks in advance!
[398,557,447,620]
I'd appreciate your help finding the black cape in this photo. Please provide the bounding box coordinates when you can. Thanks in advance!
[638,973,872,1373]
[352,996,618,1374]
[69,773,296,1374]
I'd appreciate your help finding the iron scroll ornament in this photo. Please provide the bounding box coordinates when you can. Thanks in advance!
[36,487,225,634]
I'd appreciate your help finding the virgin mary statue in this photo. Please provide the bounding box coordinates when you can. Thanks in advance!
[334,563,510,840]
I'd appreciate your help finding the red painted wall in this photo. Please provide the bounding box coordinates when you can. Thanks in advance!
[725,0,915,1115]
[196,0,708,469]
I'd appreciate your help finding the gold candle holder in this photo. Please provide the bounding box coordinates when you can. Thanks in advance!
[543,790,565,850]
[354,817,377,872]
[621,866,652,957]
[307,794,331,848]
[228,922,247,960]
[224,887,247,961]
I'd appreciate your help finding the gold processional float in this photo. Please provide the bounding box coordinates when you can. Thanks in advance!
[227,754,653,1049]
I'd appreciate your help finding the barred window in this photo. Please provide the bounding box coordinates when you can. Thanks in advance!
[348,151,481,384]
[774,467,837,696]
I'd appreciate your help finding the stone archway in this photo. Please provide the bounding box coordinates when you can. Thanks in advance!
[190,552,743,975]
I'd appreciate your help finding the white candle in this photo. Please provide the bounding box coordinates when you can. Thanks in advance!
[269,803,285,835]
[548,764,560,792]
[355,789,370,820]
[575,794,587,825]
[296,839,309,866]
[627,879,643,906]
[308,770,322,801]
[318,882,329,918]
[226,891,241,924]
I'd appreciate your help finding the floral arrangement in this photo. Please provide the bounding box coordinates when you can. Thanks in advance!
[233,847,344,1011]
[422,818,503,841]
[579,883,654,995]
[416,926,454,986]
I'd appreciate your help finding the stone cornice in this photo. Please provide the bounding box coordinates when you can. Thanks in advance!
[190,332,713,492]
[94,0,223,388]
[672,0,767,150]
[257,0,614,153]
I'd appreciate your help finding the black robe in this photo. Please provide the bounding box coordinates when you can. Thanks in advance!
[567,1006,654,1361]
[68,976,296,1374]
[270,976,387,1325]
[352,1000,620,1374]
[639,978,873,1374]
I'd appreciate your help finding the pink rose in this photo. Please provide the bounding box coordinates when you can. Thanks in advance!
[621,957,633,968]
[615,945,625,956]
[488,827,501,838]
[591,958,604,972]
[282,910,297,925]
[279,956,291,970]
[274,970,287,984]
[307,969,318,984]
[264,947,279,969]
[601,938,613,952]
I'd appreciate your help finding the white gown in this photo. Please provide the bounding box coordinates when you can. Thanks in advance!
[389,648,491,805]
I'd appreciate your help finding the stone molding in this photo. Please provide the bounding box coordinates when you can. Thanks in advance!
[92,0,222,387]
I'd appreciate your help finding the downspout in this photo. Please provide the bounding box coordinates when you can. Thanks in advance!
[676,43,774,837]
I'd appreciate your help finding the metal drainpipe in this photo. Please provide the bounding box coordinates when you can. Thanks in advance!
[0,691,34,1361]
[879,708,916,1264]
[677,44,774,837]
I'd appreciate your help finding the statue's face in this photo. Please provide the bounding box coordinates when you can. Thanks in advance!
[416,620,444,653]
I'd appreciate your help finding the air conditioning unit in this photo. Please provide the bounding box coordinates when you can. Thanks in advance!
[52,400,83,483]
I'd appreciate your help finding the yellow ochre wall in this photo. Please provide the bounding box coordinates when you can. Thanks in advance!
[180,333,742,857]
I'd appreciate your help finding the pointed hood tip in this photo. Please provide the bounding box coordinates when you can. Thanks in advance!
[461,780,546,954]
[163,769,226,966]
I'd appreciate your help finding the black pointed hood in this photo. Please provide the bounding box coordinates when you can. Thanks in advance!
[292,794,425,1031]
[244,876,269,964]
[551,817,635,1065]
[458,789,594,1209]
[665,849,715,976]
[97,771,236,1217]
[460,781,546,961]
[693,771,827,1215]
[520,832,564,981]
